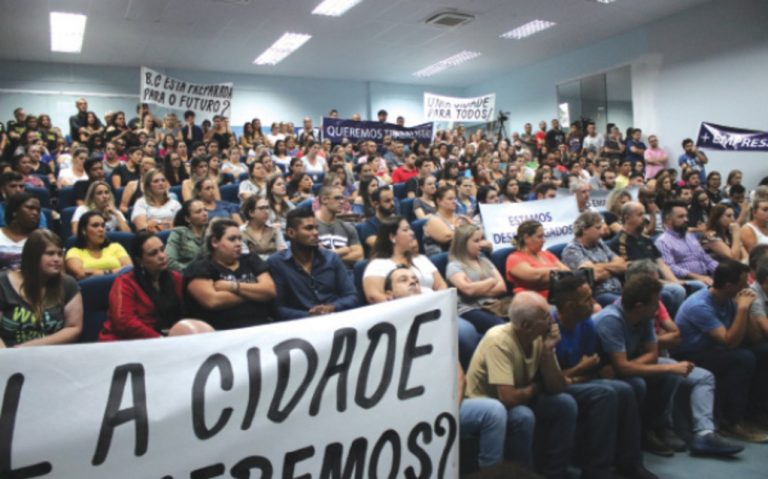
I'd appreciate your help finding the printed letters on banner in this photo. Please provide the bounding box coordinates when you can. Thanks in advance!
[0,291,458,478]
[140,66,233,118]
[322,117,434,145]
[696,122,768,152]
[423,93,496,122]
[480,197,579,251]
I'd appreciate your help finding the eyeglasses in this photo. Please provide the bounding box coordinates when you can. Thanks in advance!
[255,206,270,211]
[331,195,344,201]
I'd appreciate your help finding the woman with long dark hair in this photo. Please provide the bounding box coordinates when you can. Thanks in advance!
[166,199,208,271]
[703,204,747,262]
[99,231,184,340]
[65,211,132,280]
[0,229,82,347]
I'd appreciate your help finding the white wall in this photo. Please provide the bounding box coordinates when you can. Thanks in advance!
[466,0,768,188]
[0,61,462,133]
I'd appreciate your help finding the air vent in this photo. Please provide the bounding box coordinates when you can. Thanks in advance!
[425,12,475,28]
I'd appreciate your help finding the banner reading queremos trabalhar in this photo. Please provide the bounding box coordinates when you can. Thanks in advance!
[140,66,233,118]
[322,117,434,145]
[0,291,459,478]
[696,122,768,152]
[480,197,579,251]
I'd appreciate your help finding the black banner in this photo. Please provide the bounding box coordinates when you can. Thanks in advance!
[322,117,433,145]
[696,122,768,152]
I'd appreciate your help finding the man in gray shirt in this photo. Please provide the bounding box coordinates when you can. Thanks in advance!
[315,185,363,268]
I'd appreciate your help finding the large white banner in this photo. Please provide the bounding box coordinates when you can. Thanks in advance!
[0,291,458,478]
[140,66,233,118]
[424,92,496,122]
[480,197,579,251]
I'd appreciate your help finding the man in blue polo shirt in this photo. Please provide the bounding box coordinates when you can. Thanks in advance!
[359,186,395,250]
[268,207,358,320]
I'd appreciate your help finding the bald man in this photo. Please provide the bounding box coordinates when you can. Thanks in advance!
[465,292,577,478]
[167,319,215,337]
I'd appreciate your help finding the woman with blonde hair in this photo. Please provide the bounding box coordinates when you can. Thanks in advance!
[603,188,633,236]
[741,198,768,253]
[131,169,181,232]
[72,180,130,235]
[447,224,507,333]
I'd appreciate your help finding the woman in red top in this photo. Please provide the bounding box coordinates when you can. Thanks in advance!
[505,220,570,298]
[99,231,184,340]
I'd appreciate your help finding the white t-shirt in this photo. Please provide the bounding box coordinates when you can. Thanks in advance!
[266,133,285,145]
[239,180,266,200]
[582,134,605,153]
[131,197,181,225]
[363,255,438,290]
[58,168,89,185]
[0,230,26,271]
[303,156,326,175]
[72,206,126,232]
[222,161,248,178]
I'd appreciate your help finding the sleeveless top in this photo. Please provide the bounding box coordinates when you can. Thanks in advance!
[746,223,768,246]
[424,215,455,256]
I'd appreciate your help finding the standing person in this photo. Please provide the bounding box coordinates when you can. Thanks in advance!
[674,260,768,442]
[184,218,276,329]
[166,200,208,272]
[181,111,203,151]
[643,135,668,180]
[65,212,132,280]
[69,97,101,140]
[678,138,708,184]
[239,195,286,260]
[99,231,185,340]
[447,224,508,333]
[0,230,82,348]
[581,121,604,154]
[268,208,358,320]
[465,291,577,479]
[625,128,646,166]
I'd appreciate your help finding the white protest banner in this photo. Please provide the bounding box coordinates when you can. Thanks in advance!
[0,291,458,478]
[140,66,233,118]
[480,197,579,251]
[556,187,639,213]
[424,92,496,122]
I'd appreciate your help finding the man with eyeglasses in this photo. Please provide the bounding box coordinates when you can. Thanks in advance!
[315,185,362,268]
[268,207,358,320]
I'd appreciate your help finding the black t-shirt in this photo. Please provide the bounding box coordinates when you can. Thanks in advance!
[212,132,233,151]
[609,231,661,261]
[545,129,565,150]
[111,164,140,187]
[183,254,273,330]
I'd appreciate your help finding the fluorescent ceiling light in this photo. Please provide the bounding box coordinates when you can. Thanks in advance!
[594,0,617,3]
[253,32,312,65]
[312,0,364,17]
[413,51,482,78]
[500,19,556,40]
[50,12,87,53]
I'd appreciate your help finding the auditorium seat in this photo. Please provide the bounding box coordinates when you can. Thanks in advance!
[429,252,449,279]
[41,208,55,232]
[312,183,322,196]
[25,186,50,209]
[58,187,76,210]
[220,183,239,204]
[547,242,568,260]
[114,187,124,206]
[59,206,77,240]
[238,172,249,182]
[170,185,182,201]
[398,197,415,222]
[393,182,407,200]
[411,218,428,255]
[79,273,117,342]
[156,229,172,245]
[308,172,324,184]
[354,222,369,258]
[295,198,313,210]
[490,246,515,294]
[353,259,369,305]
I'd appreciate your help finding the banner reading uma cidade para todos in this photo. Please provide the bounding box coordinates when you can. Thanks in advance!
[423,92,496,122]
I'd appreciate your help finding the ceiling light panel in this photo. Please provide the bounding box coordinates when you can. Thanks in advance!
[313,0,364,17]
[594,0,617,3]
[500,19,556,40]
[253,32,312,65]
[413,51,482,78]
[50,12,87,53]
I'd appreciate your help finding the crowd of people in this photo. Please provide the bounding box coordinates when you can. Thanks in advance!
[2,98,768,478]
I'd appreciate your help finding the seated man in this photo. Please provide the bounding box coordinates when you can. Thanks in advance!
[359,186,396,250]
[654,201,716,288]
[610,201,687,316]
[748,257,768,342]
[384,266,504,470]
[315,185,363,268]
[674,260,768,442]
[562,211,626,306]
[626,260,742,457]
[594,275,694,456]
[268,207,358,320]
[549,275,654,479]
[74,156,108,206]
[465,291,577,478]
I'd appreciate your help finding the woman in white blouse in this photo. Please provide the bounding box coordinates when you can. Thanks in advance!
[131,169,181,232]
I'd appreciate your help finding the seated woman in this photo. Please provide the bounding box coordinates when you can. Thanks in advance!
[499,176,523,203]
[447,224,508,333]
[505,220,571,299]
[267,175,294,233]
[182,156,220,202]
[413,175,437,219]
[240,195,286,260]
[238,158,268,201]
[119,155,158,214]
[132,169,182,232]
[472,185,499,225]
[0,229,82,348]
[0,192,41,271]
[603,188,633,236]
[424,186,472,256]
[72,180,130,236]
[703,204,747,262]
[163,151,189,187]
[194,177,242,224]
[287,172,314,205]
[363,216,448,304]
[166,199,208,272]
[741,198,768,254]
[65,212,132,280]
[184,218,276,330]
[99,231,184,340]
[222,146,248,178]
[57,147,89,188]
[352,177,377,218]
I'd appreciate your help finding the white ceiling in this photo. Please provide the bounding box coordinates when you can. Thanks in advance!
[0,0,712,87]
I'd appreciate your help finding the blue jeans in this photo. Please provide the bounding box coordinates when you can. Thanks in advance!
[462,308,506,334]
[458,317,481,371]
[660,282,686,317]
[460,398,507,468]
[658,357,715,434]
[567,379,642,476]
[595,292,620,308]
[622,372,683,431]
[506,393,577,479]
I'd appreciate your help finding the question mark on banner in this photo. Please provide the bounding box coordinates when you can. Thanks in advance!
[221,100,231,117]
